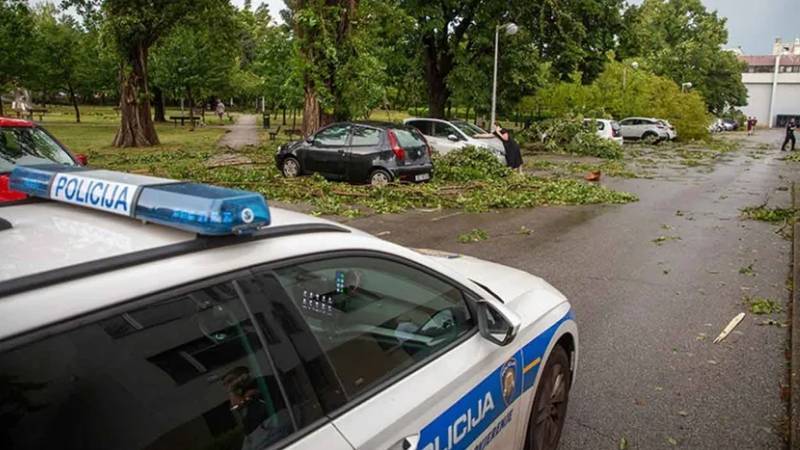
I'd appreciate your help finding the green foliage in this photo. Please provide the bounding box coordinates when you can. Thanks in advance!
[617,0,747,113]
[457,229,489,244]
[747,297,782,315]
[520,117,622,159]
[150,22,240,104]
[567,132,624,160]
[0,0,35,94]
[433,147,510,182]
[741,206,797,223]
[522,60,712,140]
[524,0,625,83]
[78,132,637,217]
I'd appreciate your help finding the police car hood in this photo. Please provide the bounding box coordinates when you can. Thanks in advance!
[417,250,566,306]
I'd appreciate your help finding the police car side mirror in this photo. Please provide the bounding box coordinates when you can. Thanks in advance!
[476,301,520,346]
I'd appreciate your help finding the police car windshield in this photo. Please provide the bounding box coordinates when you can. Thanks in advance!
[451,120,488,138]
[0,127,75,173]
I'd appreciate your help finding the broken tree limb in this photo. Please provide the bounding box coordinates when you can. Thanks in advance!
[713,312,745,344]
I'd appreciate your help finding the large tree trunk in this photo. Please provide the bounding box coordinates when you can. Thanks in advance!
[422,40,450,118]
[67,84,81,123]
[302,84,321,137]
[113,44,159,147]
[425,73,448,118]
[187,87,195,131]
[153,86,166,122]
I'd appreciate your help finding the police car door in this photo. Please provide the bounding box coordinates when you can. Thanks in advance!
[268,254,525,450]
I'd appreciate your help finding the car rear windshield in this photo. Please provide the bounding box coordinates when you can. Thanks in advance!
[451,120,488,138]
[392,128,427,149]
[0,127,75,173]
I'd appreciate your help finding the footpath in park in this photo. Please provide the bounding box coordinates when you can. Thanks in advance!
[216,114,261,150]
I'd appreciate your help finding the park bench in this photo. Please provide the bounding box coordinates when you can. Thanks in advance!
[16,108,48,121]
[169,115,202,127]
[269,126,282,140]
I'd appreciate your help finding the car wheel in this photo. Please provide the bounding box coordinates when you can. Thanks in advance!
[524,345,571,450]
[369,169,392,187]
[281,157,301,178]
[642,132,660,144]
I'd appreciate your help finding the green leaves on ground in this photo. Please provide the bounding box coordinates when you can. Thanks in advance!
[747,297,782,315]
[433,146,511,182]
[88,145,638,217]
[521,118,623,159]
[738,264,755,276]
[457,228,489,244]
[652,235,681,246]
[741,206,797,223]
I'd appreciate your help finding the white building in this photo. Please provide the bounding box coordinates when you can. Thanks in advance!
[738,38,800,127]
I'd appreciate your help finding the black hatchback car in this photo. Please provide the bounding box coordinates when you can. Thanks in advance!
[275,122,433,185]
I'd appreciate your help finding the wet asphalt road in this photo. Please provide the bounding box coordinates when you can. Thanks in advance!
[346,131,796,449]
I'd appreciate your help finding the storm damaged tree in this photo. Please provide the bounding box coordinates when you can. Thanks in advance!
[67,0,228,147]
[286,0,358,136]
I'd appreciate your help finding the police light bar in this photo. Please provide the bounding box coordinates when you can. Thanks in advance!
[10,164,271,236]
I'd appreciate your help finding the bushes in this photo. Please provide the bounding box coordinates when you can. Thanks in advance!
[433,146,510,182]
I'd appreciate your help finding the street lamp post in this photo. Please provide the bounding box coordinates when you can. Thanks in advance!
[622,61,638,117]
[622,61,639,92]
[490,22,518,129]
[681,82,693,93]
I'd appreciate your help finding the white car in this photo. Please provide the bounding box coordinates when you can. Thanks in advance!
[0,166,578,450]
[619,117,670,143]
[656,120,677,140]
[404,118,507,162]
[583,119,623,145]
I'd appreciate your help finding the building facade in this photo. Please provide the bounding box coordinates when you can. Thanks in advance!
[738,38,800,127]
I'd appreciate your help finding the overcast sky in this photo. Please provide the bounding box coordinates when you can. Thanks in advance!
[33,0,798,55]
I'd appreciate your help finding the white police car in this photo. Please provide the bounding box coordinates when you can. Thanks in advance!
[0,165,578,450]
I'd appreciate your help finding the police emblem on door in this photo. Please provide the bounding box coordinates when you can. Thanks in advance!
[500,358,518,406]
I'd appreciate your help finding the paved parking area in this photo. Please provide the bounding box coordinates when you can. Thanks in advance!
[347,131,795,449]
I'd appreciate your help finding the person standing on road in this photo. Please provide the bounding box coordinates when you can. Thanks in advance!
[216,100,225,123]
[782,119,796,151]
[746,117,754,136]
[494,123,523,172]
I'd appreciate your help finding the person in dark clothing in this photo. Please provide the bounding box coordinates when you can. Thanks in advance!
[783,120,796,151]
[493,123,523,172]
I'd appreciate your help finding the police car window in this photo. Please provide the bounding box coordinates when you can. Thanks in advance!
[313,124,350,146]
[350,127,382,146]
[0,280,300,450]
[0,127,75,173]
[273,257,474,399]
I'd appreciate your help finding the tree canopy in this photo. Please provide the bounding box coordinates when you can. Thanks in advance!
[0,0,749,140]
[618,0,747,114]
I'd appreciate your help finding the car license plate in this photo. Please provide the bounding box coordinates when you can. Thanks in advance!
[415,173,430,181]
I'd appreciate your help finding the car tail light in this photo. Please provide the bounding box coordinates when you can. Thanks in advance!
[0,174,27,202]
[387,130,405,160]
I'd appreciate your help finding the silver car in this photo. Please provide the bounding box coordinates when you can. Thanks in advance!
[404,118,507,161]
[619,117,670,143]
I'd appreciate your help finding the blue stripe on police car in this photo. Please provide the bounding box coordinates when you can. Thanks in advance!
[418,310,575,450]
[50,173,138,216]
